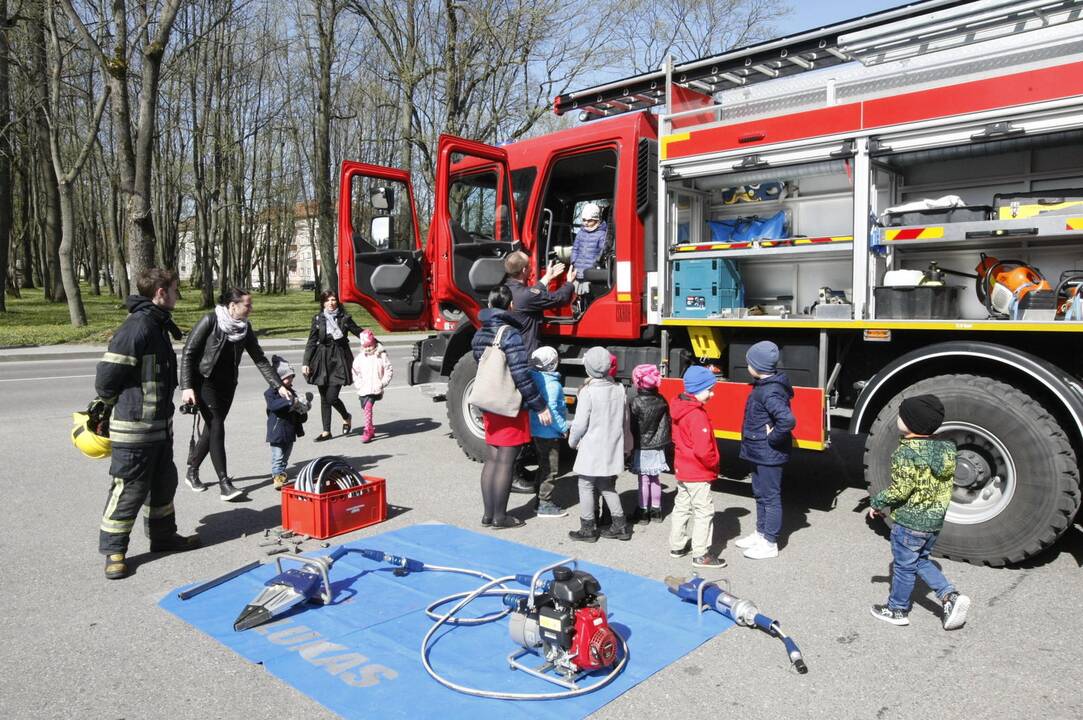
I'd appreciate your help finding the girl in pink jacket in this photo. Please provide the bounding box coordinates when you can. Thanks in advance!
[351,330,394,442]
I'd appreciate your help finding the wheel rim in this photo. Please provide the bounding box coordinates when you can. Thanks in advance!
[460,378,485,440]
[938,421,1017,525]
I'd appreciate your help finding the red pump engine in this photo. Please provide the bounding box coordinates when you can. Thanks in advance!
[508,566,618,678]
[571,605,618,671]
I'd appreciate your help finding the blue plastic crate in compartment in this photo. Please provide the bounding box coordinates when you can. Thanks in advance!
[671,258,744,318]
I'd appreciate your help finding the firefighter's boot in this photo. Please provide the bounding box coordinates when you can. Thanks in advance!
[104,553,129,580]
[150,533,202,553]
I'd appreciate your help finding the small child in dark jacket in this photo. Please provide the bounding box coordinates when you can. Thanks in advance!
[736,341,795,560]
[869,394,970,630]
[629,363,670,525]
[266,356,312,490]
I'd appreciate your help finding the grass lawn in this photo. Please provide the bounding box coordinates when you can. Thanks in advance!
[0,286,381,347]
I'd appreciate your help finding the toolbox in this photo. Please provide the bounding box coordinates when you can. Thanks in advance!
[993,189,1083,220]
[671,258,744,318]
[281,476,387,539]
[882,205,992,226]
[874,285,960,319]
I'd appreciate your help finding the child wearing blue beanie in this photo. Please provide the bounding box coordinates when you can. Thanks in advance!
[736,341,795,560]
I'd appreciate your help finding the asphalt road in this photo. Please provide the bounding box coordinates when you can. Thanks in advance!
[2,344,1081,719]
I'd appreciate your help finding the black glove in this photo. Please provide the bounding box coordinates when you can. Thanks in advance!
[87,398,112,436]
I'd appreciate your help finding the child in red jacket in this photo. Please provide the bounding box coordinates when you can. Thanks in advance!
[669,366,725,568]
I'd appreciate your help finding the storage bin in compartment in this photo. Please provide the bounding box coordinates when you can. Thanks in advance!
[883,205,992,226]
[874,286,960,319]
[281,477,387,539]
[993,189,1083,220]
[672,258,744,318]
[729,337,819,387]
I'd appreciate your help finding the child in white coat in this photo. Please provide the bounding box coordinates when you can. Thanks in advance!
[351,330,394,442]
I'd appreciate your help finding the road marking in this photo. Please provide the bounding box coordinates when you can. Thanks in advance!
[0,373,96,383]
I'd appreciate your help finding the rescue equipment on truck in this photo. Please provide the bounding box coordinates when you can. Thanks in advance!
[976,254,1055,320]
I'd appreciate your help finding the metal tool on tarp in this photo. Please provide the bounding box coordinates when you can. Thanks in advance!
[233,546,425,631]
[665,574,807,674]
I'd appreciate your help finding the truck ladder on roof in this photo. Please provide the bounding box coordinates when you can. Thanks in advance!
[554,0,1083,121]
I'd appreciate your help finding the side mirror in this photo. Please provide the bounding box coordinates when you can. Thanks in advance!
[370,186,395,211]
[371,216,391,249]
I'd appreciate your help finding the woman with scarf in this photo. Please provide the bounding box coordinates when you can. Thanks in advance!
[180,288,289,501]
[302,290,365,441]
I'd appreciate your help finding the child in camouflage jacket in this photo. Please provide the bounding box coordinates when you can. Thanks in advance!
[868,394,971,630]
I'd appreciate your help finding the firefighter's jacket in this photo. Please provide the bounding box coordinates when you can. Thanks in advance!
[95,295,181,446]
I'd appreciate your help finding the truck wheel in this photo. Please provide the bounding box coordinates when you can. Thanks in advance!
[446,353,488,463]
[863,373,1080,566]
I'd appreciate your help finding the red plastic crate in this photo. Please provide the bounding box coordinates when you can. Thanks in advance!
[281,477,387,539]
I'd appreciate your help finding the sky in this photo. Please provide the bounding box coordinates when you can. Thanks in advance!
[778,0,905,35]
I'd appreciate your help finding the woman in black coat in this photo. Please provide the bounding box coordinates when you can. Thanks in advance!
[302,290,365,441]
[180,288,289,500]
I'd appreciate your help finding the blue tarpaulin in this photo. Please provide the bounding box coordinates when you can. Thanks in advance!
[160,523,734,719]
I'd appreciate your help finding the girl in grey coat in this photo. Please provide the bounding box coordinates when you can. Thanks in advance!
[568,346,634,542]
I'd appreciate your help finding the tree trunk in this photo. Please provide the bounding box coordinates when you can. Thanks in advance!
[313,0,338,295]
[28,2,63,301]
[0,0,11,312]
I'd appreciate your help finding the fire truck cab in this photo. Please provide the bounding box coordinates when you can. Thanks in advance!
[340,0,1083,566]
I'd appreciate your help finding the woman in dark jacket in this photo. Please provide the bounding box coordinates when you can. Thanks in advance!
[181,288,288,501]
[302,290,365,441]
[470,286,551,529]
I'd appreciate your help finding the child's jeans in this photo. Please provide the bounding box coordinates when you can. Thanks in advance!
[534,437,561,503]
[270,442,293,476]
[751,464,784,543]
[888,524,955,612]
[578,475,623,521]
[669,480,714,558]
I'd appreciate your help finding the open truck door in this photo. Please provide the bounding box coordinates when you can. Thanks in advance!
[432,135,520,326]
[337,161,430,331]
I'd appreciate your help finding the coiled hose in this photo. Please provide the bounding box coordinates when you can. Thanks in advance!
[294,456,367,494]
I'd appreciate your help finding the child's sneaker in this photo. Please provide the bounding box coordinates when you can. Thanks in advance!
[536,500,567,518]
[941,592,970,630]
[272,473,287,491]
[869,604,910,626]
[692,554,727,568]
[734,531,763,549]
[743,541,778,559]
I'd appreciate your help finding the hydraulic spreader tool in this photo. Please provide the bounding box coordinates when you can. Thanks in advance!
[230,547,628,700]
[666,575,807,674]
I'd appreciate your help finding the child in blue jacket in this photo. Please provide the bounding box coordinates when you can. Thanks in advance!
[736,341,795,560]
[266,356,313,490]
[529,346,570,518]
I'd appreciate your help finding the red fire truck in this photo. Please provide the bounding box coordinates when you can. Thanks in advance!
[338,0,1083,565]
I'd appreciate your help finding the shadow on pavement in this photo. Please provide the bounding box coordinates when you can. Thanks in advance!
[195,505,283,547]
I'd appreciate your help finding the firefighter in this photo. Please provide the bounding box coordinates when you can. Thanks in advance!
[502,251,577,358]
[96,268,200,580]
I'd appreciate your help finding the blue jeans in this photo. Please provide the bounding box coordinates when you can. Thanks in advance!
[270,443,293,476]
[888,524,955,611]
[751,464,783,543]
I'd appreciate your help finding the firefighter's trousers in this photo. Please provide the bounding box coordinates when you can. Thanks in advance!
[99,441,178,554]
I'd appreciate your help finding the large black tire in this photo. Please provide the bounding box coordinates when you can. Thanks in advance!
[864,373,1080,566]
[446,353,488,463]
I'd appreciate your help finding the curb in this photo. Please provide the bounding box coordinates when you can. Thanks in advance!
[0,335,426,363]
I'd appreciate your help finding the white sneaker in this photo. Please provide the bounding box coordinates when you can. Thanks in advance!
[735,532,764,549]
[743,541,778,559]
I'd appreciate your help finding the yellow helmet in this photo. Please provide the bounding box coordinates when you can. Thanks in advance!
[72,411,111,459]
